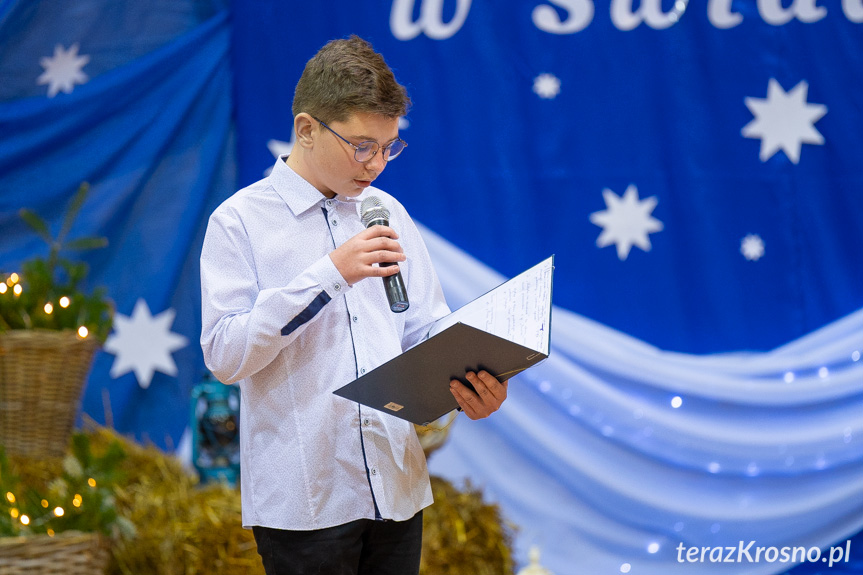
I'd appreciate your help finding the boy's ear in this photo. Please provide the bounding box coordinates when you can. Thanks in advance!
[294,113,316,148]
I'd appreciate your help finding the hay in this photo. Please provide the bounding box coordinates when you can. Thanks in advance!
[422,476,516,575]
[4,427,514,574]
[85,428,262,575]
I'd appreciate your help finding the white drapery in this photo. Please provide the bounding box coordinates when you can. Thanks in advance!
[422,224,863,575]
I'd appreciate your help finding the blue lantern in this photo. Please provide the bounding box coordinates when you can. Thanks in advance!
[190,373,241,486]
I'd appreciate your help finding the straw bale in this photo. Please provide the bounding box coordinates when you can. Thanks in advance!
[6,427,514,575]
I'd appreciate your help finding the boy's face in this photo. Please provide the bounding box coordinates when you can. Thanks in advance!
[306,112,401,199]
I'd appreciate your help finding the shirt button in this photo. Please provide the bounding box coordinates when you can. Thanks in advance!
[363,418,370,426]
[333,283,342,291]
[331,219,338,226]
[360,368,366,374]
[352,315,358,322]
[370,468,377,476]
[326,200,334,207]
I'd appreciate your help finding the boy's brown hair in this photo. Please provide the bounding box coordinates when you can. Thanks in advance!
[292,35,411,123]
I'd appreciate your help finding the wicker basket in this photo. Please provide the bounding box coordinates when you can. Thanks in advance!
[0,329,99,459]
[0,531,108,575]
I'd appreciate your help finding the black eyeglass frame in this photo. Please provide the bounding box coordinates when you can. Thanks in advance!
[311,116,407,163]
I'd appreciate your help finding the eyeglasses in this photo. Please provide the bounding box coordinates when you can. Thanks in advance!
[312,116,407,163]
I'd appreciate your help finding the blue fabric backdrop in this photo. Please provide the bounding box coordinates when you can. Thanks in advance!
[1,1,861,573]
[0,0,234,446]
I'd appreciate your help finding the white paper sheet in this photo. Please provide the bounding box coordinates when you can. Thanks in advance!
[429,256,554,355]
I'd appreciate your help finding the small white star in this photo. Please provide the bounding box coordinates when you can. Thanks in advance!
[533,73,561,99]
[742,78,827,164]
[740,234,765,261]
[104,299,188,389]
[590,184,664,260]
[37,43,90,98]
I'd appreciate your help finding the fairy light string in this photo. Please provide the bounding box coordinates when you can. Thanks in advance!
[0,432,125,538]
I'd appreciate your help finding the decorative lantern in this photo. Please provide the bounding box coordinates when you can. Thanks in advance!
[190,373,240,486]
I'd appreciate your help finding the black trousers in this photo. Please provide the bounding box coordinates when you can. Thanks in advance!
[252,511,423,575]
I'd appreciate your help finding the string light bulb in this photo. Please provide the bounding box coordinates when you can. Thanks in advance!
[8,273,18,284]
[44,302,54,314]
[53,506,65,517]
[59,296,70,308]
[72,494,83,507]
[12,284,22,296]
[20,514,30,525]
[88,478,97,488]
[0,283,6,294]
[77,326,89,338]
[5,492,15,503]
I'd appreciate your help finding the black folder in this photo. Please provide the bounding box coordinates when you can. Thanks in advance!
[334,256,554,425]
[334,322,548,425]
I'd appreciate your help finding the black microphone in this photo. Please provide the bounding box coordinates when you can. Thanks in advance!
[360,196,409,313]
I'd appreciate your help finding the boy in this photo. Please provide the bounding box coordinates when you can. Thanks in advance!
[200,35,507,575]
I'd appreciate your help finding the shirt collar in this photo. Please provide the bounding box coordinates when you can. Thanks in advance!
[270,155,368,215]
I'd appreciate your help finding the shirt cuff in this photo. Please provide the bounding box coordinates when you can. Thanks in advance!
[316,254,351,299]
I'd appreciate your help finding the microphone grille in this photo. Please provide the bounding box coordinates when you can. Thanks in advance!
[360,196,390,227]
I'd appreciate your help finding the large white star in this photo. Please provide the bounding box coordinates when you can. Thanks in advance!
[104,299,188,389]
[37,43,90,98]
[589,184,664,260]
[741,78,827,164]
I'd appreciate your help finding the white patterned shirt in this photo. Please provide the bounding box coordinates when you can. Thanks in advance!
[200,156,450,530]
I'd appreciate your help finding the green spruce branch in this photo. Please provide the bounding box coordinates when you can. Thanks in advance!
[0,182,114,342]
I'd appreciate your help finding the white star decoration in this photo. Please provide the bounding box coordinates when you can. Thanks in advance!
[533,73,561,99]
[37,43,90,98]
[742,78,827,164]
[740,234,765,261]
[267,134,295,159]
[264,131,297,175]
[590,184,664,260]
[104,299,188,389]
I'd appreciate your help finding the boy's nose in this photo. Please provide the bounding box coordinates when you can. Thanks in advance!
[367,149,387,173]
